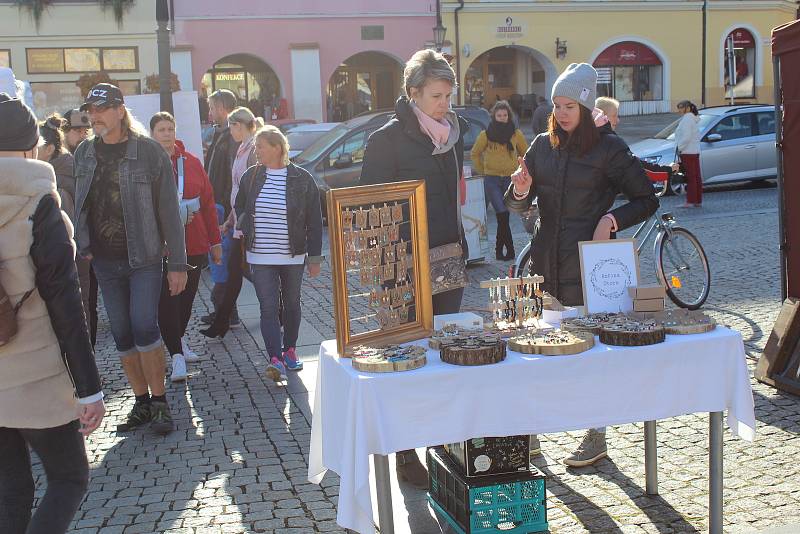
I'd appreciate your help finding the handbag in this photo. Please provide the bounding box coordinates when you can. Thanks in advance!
[428,151,468,295]
[177,157,201,226]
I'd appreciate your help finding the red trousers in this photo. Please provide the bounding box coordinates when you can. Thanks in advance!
[680,153,703,205]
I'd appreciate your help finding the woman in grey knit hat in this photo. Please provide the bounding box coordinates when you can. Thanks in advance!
[505,63,659,468]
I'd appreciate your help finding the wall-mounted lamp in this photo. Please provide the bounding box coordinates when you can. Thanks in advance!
[555,38,568,59]
[433,23,447,53]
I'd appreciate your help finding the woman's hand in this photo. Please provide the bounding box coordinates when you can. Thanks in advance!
[510,156,532,196]
[167,271,188,296]
[592,216,615,241]
[307,263,321,277]
[79,399,106,436]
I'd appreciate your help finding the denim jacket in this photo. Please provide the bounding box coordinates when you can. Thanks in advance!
[73,131,188,271]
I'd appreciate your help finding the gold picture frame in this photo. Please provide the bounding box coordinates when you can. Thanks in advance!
[327,180,433,357]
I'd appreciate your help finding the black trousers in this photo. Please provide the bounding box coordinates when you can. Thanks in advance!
[158,254,206,355]
[0,421,89,534]
[211,238,245,330]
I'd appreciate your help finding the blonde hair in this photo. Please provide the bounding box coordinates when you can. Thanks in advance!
[121,106,148,136]
[255,125,290,167]
[228,106,264,133]
[403,49,456,97]
[595,97,620,115]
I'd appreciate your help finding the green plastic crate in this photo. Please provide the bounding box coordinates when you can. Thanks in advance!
[427,446,548,534]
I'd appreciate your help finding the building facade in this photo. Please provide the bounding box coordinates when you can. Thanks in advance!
[442,0,798,115]
[171,0,437,122]
[0,0,157,119]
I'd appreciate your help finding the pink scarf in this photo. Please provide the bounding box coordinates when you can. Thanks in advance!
[411,102,451,148]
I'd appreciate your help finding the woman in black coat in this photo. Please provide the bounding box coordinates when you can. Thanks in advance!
[359,49,468,489]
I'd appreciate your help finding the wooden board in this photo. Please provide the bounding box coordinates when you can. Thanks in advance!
[561,313,626,335]
[600,319,666,346]
[646,309,717,335]
[429,326,484,350]
[756,298,800,393]
[440,337,506,366]
[508,330,595,356]
[351,345,427,373]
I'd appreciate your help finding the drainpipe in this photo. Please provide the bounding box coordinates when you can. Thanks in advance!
[701,0,707,106]
[455,0,465,104]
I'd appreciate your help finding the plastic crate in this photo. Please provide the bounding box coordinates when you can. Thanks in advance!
[427,446,547,534]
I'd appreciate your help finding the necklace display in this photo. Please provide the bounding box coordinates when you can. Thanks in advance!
[480,275,545,334]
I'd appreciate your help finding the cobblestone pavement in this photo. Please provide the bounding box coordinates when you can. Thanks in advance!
[44,177,799,533]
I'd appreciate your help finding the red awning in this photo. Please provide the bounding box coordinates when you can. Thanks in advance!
[726,28,756,49]
[593,42,662,66]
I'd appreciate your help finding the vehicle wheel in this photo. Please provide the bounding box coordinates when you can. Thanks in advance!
[655,226,710,310]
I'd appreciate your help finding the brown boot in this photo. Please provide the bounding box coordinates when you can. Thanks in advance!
[396,449,428,490]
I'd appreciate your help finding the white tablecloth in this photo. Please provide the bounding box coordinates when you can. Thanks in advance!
[308,327,756,534]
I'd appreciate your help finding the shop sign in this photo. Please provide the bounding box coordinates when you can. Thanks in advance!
[495,16,525,39]
[27,48,65,74]
[215,72,245,82]
[726,28,756,49]
[594,41,661,66]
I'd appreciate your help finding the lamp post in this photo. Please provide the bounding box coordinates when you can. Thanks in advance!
[156,0,173,114]
[434,0,446,52]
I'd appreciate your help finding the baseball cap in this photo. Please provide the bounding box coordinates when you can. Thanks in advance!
[64,108,91,129]
[80,83,124,111]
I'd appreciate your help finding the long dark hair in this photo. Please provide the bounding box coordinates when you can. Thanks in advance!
[678,100,699,115]
[39,114,66,162]
[547,105,600,156]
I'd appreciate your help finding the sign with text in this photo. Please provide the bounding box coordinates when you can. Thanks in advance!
[578,239,640,313]
[495,16,525,39]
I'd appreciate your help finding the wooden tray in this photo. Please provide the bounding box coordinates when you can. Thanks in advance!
[508,330,595,356]
[351,345,427,373]
[561,313,626,335]
[429,326,485,350]
[600,319,666,346]
[439,336,506,366]
[648,309,717,335]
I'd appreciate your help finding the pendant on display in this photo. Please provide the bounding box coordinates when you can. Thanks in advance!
[342,209,353,229]
[369,289,379,308]
[399,306,409,322]
[355,208,368,229]
[391,202,403,223]
[344,231,354,251]
[360,267,370,286]
[353,230,364,250]
[383,262,395,282]
[369,205,381,228]
[380,203,392,226]
[388,224,399,242]
[385,244,396,264]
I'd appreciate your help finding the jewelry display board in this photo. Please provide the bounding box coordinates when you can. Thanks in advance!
[327,181,433,357]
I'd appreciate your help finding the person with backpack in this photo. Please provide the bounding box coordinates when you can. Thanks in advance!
[0,92,105,534]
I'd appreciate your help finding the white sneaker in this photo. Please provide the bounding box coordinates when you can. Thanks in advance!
[181,337,199,362]
[171,354,188,382]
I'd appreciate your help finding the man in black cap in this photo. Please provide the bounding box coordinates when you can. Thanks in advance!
[0,92,105,534]
[73,83,188,435]
[62,108,91,153]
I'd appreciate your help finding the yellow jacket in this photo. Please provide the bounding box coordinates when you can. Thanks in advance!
[470,129,529,177]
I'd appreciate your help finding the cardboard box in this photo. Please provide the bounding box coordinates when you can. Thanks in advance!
[543,306,579,327]
[434,312,483,331]
[633,298,665,312]
[628,284,667,300]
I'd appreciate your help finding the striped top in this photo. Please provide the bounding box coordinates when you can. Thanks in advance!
[246,167,305,265]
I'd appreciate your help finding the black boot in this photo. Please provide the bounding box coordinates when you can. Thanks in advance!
[498,211,515,261]
[495,213,505,261]
[396,449,429,490]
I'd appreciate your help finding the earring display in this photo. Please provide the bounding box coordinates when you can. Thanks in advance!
[560,313,626,335]
[481,275,546,334]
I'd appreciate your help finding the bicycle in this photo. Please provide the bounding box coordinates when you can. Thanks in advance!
[513,205,711,310]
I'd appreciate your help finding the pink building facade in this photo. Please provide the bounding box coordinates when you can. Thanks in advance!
[171,1,436,121]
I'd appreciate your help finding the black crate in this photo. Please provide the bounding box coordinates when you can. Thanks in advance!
[427,447,547,534]
[444,435,530,477]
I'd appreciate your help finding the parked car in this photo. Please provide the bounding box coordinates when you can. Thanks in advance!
[286,123,339,159]
[268,118,316,133]
[630,104,777,195]
[294,107,490,216]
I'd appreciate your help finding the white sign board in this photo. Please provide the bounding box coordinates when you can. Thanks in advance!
[125,91,203,159]
[461,168,489,263]
[578,239,640,313]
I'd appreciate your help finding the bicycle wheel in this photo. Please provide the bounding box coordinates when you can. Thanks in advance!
[514,246,532,278]
[655,226,710,309]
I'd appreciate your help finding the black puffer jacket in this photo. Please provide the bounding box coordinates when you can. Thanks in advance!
[204,126,236,214]
[505,124,658,305]
[360,96,468,250]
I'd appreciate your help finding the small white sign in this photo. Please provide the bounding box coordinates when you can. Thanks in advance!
[579,87,591,102]
[578,239,640,313]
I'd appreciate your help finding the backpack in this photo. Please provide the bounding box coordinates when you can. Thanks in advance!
[0,285,34,346]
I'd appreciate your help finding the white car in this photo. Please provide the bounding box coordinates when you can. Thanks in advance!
[630,104,777,195]
[287,123,339,159]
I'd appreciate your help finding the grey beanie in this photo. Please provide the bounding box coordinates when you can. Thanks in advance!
[551,63,598,111]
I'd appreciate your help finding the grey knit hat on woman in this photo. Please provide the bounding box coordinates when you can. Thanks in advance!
[551,63,598,111]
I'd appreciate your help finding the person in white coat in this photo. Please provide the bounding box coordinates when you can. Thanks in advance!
[674,100,702,207]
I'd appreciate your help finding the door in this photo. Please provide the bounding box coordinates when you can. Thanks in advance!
[375,71,395,110]
[753,111,778,178]
[700,113,756,184]
[322,130,369,189]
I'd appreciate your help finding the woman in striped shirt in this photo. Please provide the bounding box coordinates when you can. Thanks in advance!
[233,126,324,382]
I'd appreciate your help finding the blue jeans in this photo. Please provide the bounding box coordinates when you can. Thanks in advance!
[91,256,163,356]
[251,264,305,358]
[483,175,511,214]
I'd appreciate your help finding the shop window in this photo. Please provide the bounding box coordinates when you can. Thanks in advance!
[708,114,753,141]
[724,28,756,99]
[26,46,138,74]
[328,131,367,168]
[30,81,83,119]
[0,50,10,69]
[594,41,663,102]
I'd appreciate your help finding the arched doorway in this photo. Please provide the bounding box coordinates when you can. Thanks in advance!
[201,54,282,118]
[724,28,757,99]
[592,40,669,115]
[464,45,556,121]
[327,52,403,122]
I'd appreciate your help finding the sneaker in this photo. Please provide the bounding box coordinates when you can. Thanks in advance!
[116,401,151,432]
[283,347,303,371]
[171,354,188,382]
[564,429,608,467]
[150,400,174,435]
[200,312,216,325]
[266,356,287,382]
[181,337,199,362]
[229,316,241,329]
[529,434,542,457]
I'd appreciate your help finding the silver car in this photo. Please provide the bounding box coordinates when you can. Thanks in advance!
[630,104,777,195]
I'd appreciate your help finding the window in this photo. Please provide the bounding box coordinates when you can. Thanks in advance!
[328,131,367,168]
[361,26,384,40]
[0,50,10,69]
[708,114,754,141]
[487,63,513,88]
[724,28,756,99]
[26,47,138,74]
[594,41,663,102]
[754,112,775,135]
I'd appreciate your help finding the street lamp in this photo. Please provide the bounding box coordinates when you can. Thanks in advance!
[156,0,173,114]
[433,23,447,52]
